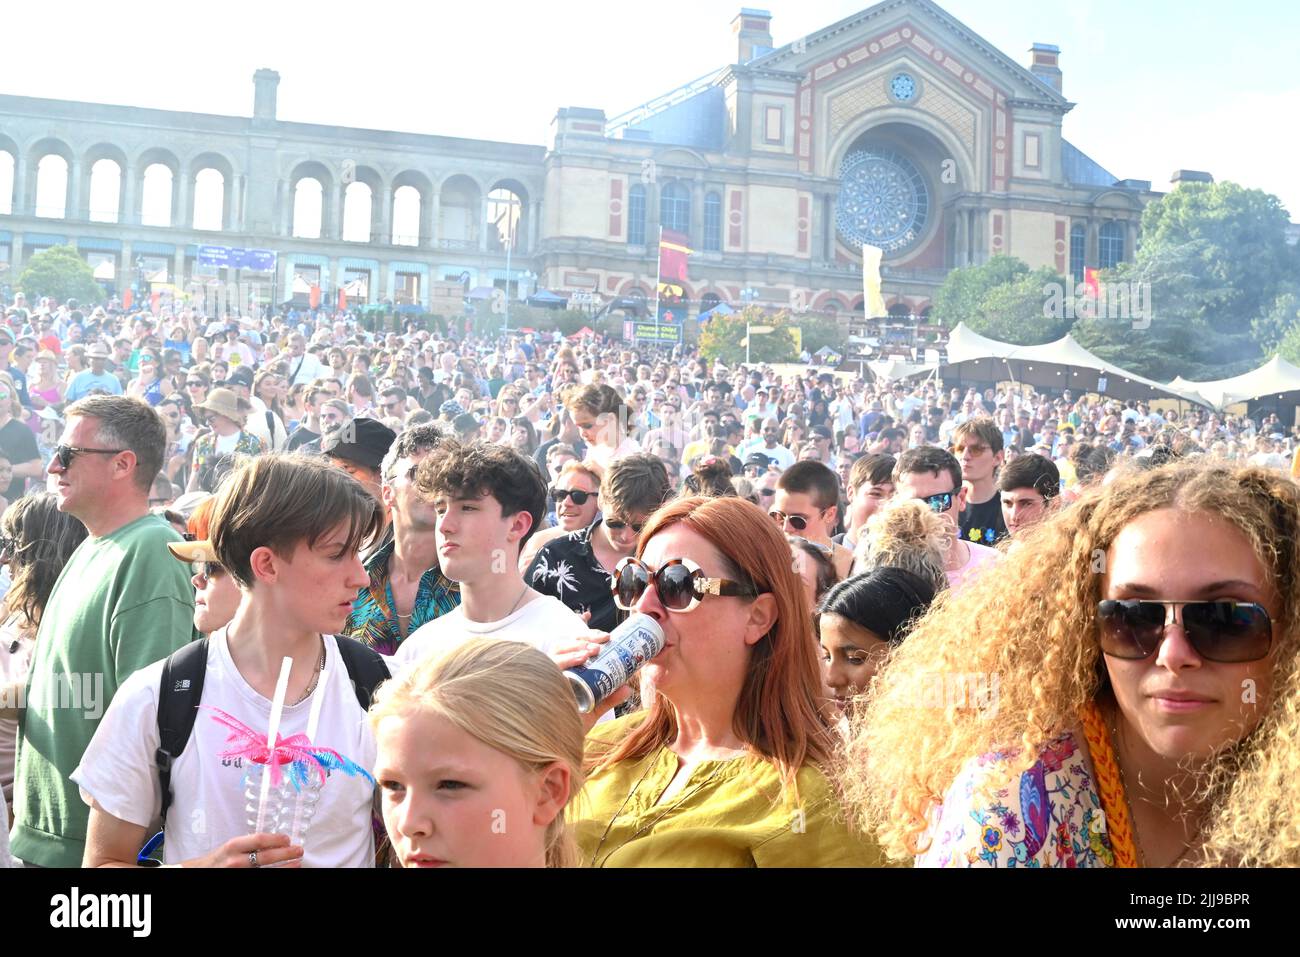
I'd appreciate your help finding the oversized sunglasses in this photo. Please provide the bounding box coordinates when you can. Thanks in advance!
[1096,599,1273,663]
[551,487,597,506]
[612,556,759,613]
[921,491,956,513]
[53,444,126,470]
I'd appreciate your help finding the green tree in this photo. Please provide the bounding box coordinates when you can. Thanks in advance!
[1136,181,1295,343]
[971,266,1072,344]
[17,245,103,304]
[698,305,797,364]
[931,255,1031,329]
[789,312,845,356]
[1251,284,1300,355]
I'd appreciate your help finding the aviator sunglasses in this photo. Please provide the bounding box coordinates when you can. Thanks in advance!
[1096,599,1274,663]
[611,556,759,613]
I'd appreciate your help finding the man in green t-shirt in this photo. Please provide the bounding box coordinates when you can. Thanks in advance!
[1,395,195,867]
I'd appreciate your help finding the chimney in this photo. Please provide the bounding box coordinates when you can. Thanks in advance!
[733,8,773,64]
[253,68,280,123]
[1171,169,1214,186]
[1028,43,1062,94]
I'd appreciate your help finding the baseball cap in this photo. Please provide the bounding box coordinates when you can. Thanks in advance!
[744,452,773,470]
[222,367,254,389]
[810,425,834,440]
[166,497,218,563]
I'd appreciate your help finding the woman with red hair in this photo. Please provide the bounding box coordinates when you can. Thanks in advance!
[559,495,881,867]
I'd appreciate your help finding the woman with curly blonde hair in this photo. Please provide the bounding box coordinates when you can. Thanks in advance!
[841,460,1300,868]
[851,497,949,594]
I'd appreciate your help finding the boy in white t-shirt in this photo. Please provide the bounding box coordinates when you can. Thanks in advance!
[394,441,586,672]
[73,454,388,868]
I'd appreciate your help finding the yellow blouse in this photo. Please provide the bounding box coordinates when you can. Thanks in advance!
[573,714,885,868]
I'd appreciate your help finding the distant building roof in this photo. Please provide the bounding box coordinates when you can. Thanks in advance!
[1062,140,1118,188]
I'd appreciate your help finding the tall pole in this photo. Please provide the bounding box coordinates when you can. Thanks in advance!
[652,225,662,345]
[746,323,751,366]
[503,217,512,337]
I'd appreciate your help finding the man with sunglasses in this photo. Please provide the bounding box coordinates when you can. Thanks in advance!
[6,396,195,868]
[772,461,853,579]
[393,441,586,671]
[893,447,999,592]
[528,454,672,633]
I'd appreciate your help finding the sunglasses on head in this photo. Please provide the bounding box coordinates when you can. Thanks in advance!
[612,556,759,613]
[53,444,126,470]
[0,534,19,558]
[551,487,597,506]
[1097,599,1273,663]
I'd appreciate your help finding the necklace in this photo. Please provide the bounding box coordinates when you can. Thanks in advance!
[587,746,727,868]
[291,637,327,706]
[1105,704,1195,868]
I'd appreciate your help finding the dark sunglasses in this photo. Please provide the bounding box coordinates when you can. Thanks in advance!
[551,488,597,506]
[53,444,126,470]
[186,380,205,387]
[921,491,955,513]
[612,556,758,614]
[1096,599,1273,664]
[758,488,776,498]
[191,561,226,585]
[769,509,813,531]
[605,518,645,534]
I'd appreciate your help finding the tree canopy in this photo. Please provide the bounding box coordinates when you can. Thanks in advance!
[17,245,103,304]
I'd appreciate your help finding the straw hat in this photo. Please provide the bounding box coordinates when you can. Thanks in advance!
[194,388,251,425]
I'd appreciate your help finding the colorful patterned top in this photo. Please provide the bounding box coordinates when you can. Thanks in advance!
[918,729,1117,867]
[342,538,460,656]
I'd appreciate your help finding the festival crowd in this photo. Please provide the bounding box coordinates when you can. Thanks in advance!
[0,292,1297,869]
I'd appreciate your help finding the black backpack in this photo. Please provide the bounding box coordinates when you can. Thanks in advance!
[154,635,389,826]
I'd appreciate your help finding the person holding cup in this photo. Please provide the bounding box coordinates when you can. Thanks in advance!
[74,453,386,867]
[556,494,883,867]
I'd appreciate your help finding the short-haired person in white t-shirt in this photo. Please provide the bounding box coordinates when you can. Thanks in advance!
[74,454,386,868]
[393,441,586,671]
[892,446,999,592]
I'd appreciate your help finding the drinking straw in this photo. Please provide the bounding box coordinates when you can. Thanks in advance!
[254,656,294,835]
[288,669,330,847]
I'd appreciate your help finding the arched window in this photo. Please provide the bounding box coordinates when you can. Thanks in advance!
[699,291,722,316]
[1099,221,1125,270]
[35,155,68,219]
[1069,223,1086,284]
[141,164,174,227]
[89,159,122,223]
[703,191,722,252]
[292,178,323,238]
[0,152,12,215]
[660,182,690,235]
[487,187,523,252]
[627,183,646,246]
[343,182,373,243]
[392,185,421,246]
[192,169,225,231]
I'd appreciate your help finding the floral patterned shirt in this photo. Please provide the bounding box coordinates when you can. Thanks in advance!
[526,518,620,633]
[342,538,460,656]
[919,731,1116,868]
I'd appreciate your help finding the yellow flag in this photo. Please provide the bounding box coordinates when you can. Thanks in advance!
[863,244,886,318]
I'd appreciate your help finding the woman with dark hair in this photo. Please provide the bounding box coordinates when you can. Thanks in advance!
[817,567,936,717]
[680,456,734,498]
[0,494,88,817]
[556,495,882,866]
[791,536,838,612]
[509,416,539,458]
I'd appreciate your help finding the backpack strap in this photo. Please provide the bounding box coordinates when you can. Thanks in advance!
[155,638,210,829]
[334,635,390,712]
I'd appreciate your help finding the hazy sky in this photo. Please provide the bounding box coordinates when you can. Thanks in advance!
[3,0,1298,219]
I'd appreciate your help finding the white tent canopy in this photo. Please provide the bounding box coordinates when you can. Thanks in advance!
[940,323,1209,405]
[1168,356,1300,410]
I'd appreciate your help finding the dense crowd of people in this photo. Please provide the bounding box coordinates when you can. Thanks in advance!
[0,292,1298,868]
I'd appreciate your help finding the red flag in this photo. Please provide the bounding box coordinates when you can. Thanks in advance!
[338,288,347,312]
[122,289,133,310]
[1084,268,1100,299]
[658,229,691,284]
[150,292,161,315]
[309,284,321,309]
